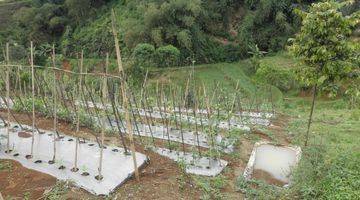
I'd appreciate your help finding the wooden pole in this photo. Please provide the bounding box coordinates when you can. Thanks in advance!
[122,84,139,181]
[96,68,107,180]
[50,44,57,164]
[5,43,10,153]
[30,41,35,158]
[193,92,201,155]
[112,9,139,181]
[73,50,84,171]
[111,9,124,73]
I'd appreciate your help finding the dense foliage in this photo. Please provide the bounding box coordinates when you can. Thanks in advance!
[0,0,319,66]
[289,0,359,95]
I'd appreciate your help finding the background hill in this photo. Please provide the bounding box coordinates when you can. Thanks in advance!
[0,0,316,64]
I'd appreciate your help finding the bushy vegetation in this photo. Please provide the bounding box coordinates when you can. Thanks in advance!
[0,0,319,66]
[133,43,155,68]
[155,45,180,68]
[254,61,296,92]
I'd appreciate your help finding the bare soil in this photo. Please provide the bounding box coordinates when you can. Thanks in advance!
[252,169,286,186]
[0,159,56,199]
[18,131,32,138]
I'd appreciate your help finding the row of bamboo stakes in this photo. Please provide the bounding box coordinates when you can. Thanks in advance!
[0,10,140,181]
[0,9,276,183]
[0,43,275,177]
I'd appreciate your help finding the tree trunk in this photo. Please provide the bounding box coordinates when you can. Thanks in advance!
[305,83,317,146]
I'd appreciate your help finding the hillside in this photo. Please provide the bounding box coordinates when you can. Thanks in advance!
[0,0,29,29]
[0,0,312,65]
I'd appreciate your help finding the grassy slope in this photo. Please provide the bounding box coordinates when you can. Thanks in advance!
[148,60,255,93]
[147,51,300,100]
[150,52,359,198]
[281,98,360,199]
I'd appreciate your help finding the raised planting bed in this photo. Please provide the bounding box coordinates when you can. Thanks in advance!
[0,122,148,196]
[154,147,228,176]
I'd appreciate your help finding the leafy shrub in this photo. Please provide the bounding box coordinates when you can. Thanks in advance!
[254,62,296,92]
[133,43,155,68]
[155,45,180,68]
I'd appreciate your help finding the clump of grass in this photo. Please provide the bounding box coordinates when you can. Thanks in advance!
[193,175,228,200]
[177,159,189,191]
[43,181,70,200]
[0,160,12,172]
[235,176,280,199]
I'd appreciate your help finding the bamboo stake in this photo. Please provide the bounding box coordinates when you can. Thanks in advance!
[170,86,179,129]
[128,92,141,138]
[162,85,171,150]
[203,84,217,166]
[156,81,166,141]
[228,81,240,130]
[5,43,10,153]
[193,92,201,155]
[197,87,205,133]
[111,9,124,73]
[0,73,25,130]
[184,78,191,130]
[96,70,107,181]
[29,41,35,159]
[140,70,155,143]
[50,45,57,164]
[177,87,185,152]
[110,82,128,153]
[122,84,139,181]
[112,9,139,181]
[176,88,186,153]
[72,51,84,171]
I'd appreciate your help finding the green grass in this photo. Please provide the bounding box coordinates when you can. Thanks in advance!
[0,160,12,172]
[148,60,255,93]
[260,51,304,70]
[284,97,360,199]
[236,97,360,199]
[43,181,69,200]
[165,52,358,199]
[145,52,302,103]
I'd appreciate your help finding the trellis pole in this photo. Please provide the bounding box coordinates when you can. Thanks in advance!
[112,8,139,181]
[29,41,35,159]
[140,70,155,144]
[176,87,186,153]
[193,91,201,155]
[203,84,218,166]
[228,81,240,130]
[50,44,57,164]
[96,67,107,180]
[5,43,10,153]
[161,85,171,150]
[72,50,84,171]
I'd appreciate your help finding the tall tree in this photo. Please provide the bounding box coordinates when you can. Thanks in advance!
[289,0,359,146]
